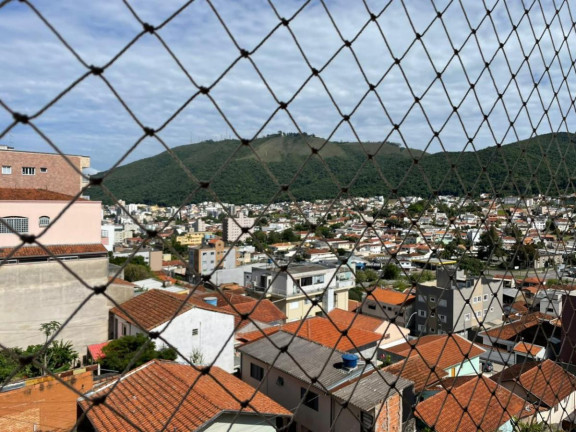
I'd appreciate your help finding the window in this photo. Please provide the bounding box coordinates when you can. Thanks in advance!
[367,304,376,310]
[417,324,426,331]
[300,388,319,411]
[1,166,11,174]
[250,363,264,381]
[439,314,447,323]
[122,324,127,336]
[39,216,50,227]
[101,230,109,238]
[418,310,426,317]
[0,217,29,234]
[360,411,374,432]
[483,294,488,301]
[40,167,47,173]
[22,167,35,175]
[484,309,488,316]
[439,299,447,307]
[464,313,471,321]
[300,276,313,286]
[418,295,426,302]
[192,328,199,336]
[276,376,284,386]
[312,274,325,284]
[476,310,482,317]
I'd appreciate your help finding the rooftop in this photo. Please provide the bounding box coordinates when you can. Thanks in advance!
[0,188,86,201]
[367,287,415,305]
[0,243,107,259]
[79,360,291,431]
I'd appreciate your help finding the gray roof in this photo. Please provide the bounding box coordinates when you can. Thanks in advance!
[332,371,413,411]
[238,331,373,392]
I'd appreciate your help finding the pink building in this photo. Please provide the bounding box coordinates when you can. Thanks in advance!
[0,189,101,248]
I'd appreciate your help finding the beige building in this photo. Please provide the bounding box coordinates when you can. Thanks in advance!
[247,263,353,321]
[0,146,91,196]
[189,238,238,279]
[223,213,255,243]
[176,231,208,246]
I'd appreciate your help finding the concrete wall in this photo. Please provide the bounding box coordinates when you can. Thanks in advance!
[0,258,112,353]
[203,413,278,432]
[0,200,102,247]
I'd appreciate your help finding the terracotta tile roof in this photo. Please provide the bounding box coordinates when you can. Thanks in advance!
[87,342,109,361]
[348,300,361,312]
[328,308,386,333]
[386,334,485,371]
[79,360,291,431]
[383,355,448,393]
[481,312,553,341]
[0,243,107,258]
[367,287,415,305]
[415,376,532,432]
[111,289,227,331]
[517,360,576,408]
[509,301,529,313]
[513,341,545,356]
[237,317,381,352]
[0,188,83,201]
[221,299,286,329]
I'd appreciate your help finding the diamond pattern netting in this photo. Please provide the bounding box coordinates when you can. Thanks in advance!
[1,0,576,431]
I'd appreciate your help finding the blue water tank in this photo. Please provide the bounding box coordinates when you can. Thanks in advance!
[204,297,218,306]
[342,353,358,369]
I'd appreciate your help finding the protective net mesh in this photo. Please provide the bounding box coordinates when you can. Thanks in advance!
[1,0,576,431]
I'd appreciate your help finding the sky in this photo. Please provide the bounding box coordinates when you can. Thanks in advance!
[0,0,574,172]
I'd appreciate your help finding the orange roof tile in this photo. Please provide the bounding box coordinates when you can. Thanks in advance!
[481,312,552,341]
[108,277,136,287]
[87,342,109,361]
[513,342,544,356]
[386,334,485,371]
[237,316,382,352]
[517,360,576,407]
[327,308,386,333]
[383,355,448,392]
[367,287,415,306]
[0,243,107,259]
[221,299,286,329]
[415,376,532,432]
[79,360,291,431]
[111,289,227,331]
[0,188,84,201]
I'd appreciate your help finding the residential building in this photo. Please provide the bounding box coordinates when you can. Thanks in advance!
[189,238,238,279]
[0,146,91,196]
[560,294,576,364]
[0,189,132,352]
[110,289,235,372]
[223,213,255,243]
[414,268,503,336]
[415,376,533,432]
[382,334,485,379]
[491,360,576,426]
[78,360,292,431]
[176,230,209,246]
[360,287,415,328]
[327,308,410,349]
[246,263,352,321]
[239,331,414,432]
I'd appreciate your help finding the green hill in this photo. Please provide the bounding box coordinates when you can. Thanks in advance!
[89,132,576,205]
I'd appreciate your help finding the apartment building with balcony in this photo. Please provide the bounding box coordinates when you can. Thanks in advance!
[414,268,503,336]
[247,263,353,321]
[0,146,91,196]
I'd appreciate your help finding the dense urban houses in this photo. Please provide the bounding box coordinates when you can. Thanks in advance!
[246,263,352,321]
[110,289,236,372]
[77,360,292,431]
[360,287,416,328]
[414,268,504,336]
[0,188,132,352]
[238,331,414,432]
[0,145,91,196]
[188,238,238,279]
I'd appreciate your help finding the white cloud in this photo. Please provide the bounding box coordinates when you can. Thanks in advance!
[0,0,573,171]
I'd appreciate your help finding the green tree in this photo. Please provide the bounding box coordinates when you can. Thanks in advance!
[382,264,400,280]
[478,226,504,260]
[124,263,153,282]
[99,334,177,372]
[355,270,367,284]
[0,348,22,382]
